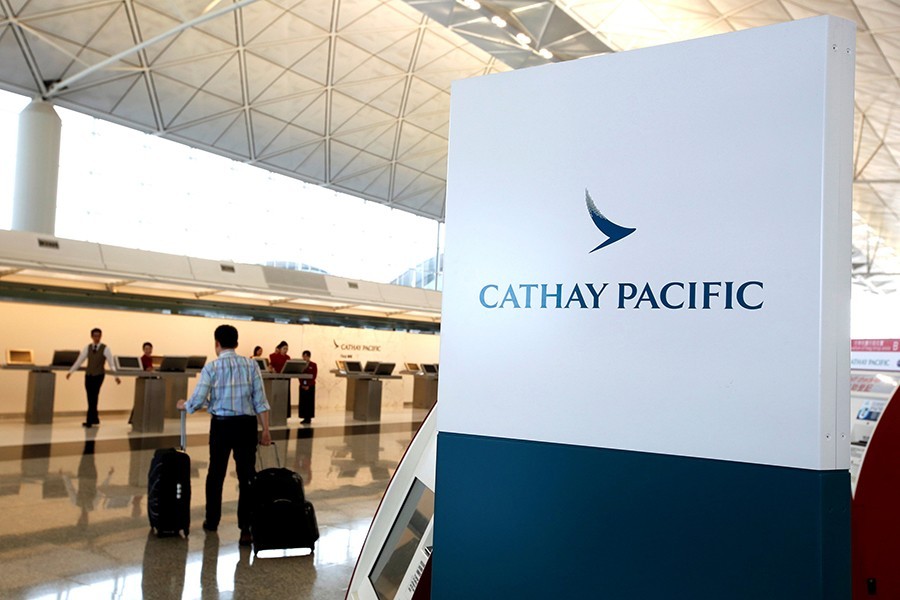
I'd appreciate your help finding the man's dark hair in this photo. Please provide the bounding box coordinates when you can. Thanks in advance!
[91,328,102,336]
[143,342,153,349]
[215,325,239,349]
[302,350,311,357]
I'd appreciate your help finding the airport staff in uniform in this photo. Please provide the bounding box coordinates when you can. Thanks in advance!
[268,341,290,373]
[66,327,121,427]
[299,349,317,424]
[177,324,271,546]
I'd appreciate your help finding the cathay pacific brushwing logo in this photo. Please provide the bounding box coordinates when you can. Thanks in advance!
[585,189,635,252]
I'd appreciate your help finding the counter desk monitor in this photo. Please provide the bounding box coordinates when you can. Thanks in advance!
[346,361,363,374]
[186,355,207,370]
[6,349,34,366]
[336,360,347,371]
[114,356,142,371]
[52,350,81,368]
[158,356,189,372]
[404,363,421,373]
[422,364,438,375]
[374,362,395,376]
[364,361,379,373]
[254,357,269,371]
[281,359,309,374]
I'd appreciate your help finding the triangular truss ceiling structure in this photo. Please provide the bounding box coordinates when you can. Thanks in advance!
[2,1,900,288]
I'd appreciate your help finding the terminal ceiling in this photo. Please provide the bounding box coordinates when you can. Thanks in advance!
[1,0,900,292]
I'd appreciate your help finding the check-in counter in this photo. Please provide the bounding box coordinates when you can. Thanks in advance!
[113,371,197,432]
[335,372,402,422]
[261,372,312,427]
[2,365,80,424]
[163,372,195,419]
[400,370,438,409]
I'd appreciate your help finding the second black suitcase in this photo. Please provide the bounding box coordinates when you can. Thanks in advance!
[250,443,319,552]
[147,411,191,537]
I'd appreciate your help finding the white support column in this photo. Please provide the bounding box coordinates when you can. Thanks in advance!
[12,99,61,235]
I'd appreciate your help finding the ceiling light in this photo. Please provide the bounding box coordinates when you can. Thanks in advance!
[458,0,481,10]
[515,32,531,45]
[538,48,553,59]
[491,15,507,28]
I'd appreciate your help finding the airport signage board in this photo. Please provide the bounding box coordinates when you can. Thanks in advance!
[851,339,900,372]
[439,16,855,471]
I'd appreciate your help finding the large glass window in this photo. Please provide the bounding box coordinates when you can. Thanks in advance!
[0,89,443,288]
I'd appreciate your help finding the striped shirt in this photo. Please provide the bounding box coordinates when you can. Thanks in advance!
[184,349,270,417]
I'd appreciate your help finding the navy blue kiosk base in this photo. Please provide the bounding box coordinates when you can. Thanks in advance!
[433,433,849,600]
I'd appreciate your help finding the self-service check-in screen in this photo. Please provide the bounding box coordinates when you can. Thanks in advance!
[368,478,434,600]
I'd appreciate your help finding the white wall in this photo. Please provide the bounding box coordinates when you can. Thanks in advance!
[0,300,439,416]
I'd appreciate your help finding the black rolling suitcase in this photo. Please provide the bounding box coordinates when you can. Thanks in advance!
[147,410,191,537]
[250,442,319,553]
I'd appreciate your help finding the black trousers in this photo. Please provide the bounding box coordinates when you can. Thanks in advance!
[205,416,258,532]
[299,386,316,419]
[84,374,104,424]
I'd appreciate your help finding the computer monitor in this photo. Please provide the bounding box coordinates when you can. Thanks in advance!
[374,362,395,376]
[254,357,269,370]
[5,349,34,365]
[404,362,420,373]
[364,361,379,373]
[114,356,142,371]
[282,359,309,374]
[345,361,363,373]
[51,350,81,367]
[158,356,189,372]
[336,360,347,371]
[422,364,438,374]
[186,355,207,370]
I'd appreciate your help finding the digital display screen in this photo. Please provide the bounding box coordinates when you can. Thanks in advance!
[375,362,395,376]
[422,364,437,374]
[187,355,207,369]
[117,356,141,369]
[282,360,308,374]
[7,349,33,364]
[345,361,363,373]
[52,350,80,367]
[369,478,434,600]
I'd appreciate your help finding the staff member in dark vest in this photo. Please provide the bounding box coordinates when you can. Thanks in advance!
[66,327,121,427]
[177,324,271,546]
[299,349,317,424]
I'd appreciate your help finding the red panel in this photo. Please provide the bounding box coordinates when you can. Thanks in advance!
[853,385,900,598]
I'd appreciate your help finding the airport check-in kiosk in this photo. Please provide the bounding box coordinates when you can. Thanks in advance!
[159,356,204,419]
[7,365,58,424]
[130,374,166,433]
[347,408,436,599]
[113,356,197,433]
[401,364,438,410]
[338,362,400,421]
[261,359,312,427]
[847,355,900,597]
[3,350,82,424]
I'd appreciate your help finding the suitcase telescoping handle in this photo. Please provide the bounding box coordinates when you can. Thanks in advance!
[180,409,187,451]
[257,441,282,469]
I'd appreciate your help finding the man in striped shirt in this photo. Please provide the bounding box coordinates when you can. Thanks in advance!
[177,324,271,545]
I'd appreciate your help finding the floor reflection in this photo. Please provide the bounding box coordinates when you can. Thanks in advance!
[0,412,424,599]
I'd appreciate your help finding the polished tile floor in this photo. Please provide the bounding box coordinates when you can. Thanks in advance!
[0,408,428,599]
